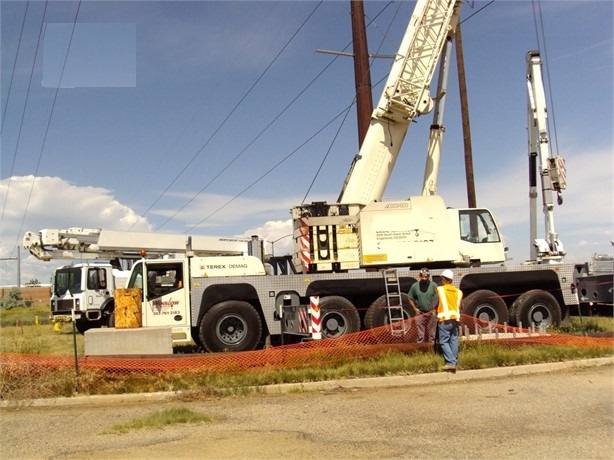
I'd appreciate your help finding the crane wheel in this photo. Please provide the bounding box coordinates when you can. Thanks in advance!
[364,294,414,329]
[318,296,360,339]
[461,290,508,326]
[199,300,262,353]
[511,289,562,329]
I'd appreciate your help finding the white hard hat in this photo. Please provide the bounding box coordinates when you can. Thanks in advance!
[441,269,454,281]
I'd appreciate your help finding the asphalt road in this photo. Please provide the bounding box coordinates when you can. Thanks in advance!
[1,360,613,459]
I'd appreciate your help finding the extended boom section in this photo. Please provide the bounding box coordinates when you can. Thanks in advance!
[339,0,462,205]
[526,50,566,262]
[23,228,250,262]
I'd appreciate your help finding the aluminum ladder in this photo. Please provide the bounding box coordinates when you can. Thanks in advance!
[382,269,409,335]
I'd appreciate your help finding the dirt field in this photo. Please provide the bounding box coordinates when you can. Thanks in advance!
[1,364,612,459]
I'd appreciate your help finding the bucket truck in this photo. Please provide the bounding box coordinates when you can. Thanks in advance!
[23,228,261,333]
[292,0,506,274]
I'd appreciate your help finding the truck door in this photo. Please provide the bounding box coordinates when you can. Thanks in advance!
[85,266,111,314]
[141,261,190,330]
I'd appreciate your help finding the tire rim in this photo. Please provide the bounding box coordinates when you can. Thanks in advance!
[526,302,551,327]
[322,311,347,338]
[216,313,247,345]
[474,303,499,323]
[387,308,411,325]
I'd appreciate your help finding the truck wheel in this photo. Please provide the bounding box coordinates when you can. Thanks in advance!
[512,289,561,329]
[199,301,262,352]
[75,319,98,334]
[107,312,115,328]
[462,289,509,325]
[364,294,414,329]
[319,296,360,339]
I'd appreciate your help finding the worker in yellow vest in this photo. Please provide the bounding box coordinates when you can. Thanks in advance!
[436,269,463,373]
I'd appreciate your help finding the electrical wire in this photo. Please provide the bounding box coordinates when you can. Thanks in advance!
[190,1,399,223]
[10,1,82,256]
[0,1,30,235]
[1,1,50,252]
[531,0,560,156]
[134,2,324,232]
[186,105,353,232]
[0,1,29,135]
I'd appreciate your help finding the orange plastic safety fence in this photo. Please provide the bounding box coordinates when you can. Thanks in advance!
[1,314,612,379]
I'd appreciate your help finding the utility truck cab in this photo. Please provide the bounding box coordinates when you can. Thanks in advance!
[124,255,266,346]
[50,263,127,333]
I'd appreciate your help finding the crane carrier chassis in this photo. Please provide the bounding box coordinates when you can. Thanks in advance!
[183,262,581,352]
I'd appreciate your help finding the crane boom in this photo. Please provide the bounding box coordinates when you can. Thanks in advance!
[23,228,251,262]
[338,0,461,205]
[526,50,566,262]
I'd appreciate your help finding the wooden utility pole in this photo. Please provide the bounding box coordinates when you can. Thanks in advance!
[350,0,373,147]
[455,23,477,208]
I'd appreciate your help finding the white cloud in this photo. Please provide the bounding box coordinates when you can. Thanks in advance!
[0,176,154,286]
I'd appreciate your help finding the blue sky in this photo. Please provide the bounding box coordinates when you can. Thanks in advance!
[1,0,612,286]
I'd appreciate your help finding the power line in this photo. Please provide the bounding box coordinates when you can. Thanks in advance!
[0,1,49,247]
[11,1,83,256]
[179,1,399,227]
[134,2,325,232]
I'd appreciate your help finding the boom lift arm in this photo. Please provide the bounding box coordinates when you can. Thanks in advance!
[23,228,252,262]
[338,0,462,205]
[421,32,454,196]
[526,50,566,262]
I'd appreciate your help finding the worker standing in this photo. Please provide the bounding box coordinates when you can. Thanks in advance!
[407,268,438,343]
[436,269,463,373]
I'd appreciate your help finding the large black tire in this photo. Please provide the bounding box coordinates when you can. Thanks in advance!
[462,289,509,325]
[512,289,562,329]
[75,319,98,334]
[106,311,115,328]
[319,296,361,339]
[364,293,415,329]
[199,300,262,352]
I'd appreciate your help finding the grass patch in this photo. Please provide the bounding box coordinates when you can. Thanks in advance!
[557,316,614,336]
[0,305,51,328]
[0,324,84,355]
[105,407,212,434]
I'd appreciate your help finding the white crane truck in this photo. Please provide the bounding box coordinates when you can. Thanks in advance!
[23,0,603,353]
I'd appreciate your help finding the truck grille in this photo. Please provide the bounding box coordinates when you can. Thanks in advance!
[52,299,75,314]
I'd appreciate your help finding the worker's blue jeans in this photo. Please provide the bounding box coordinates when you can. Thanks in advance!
[438,320,459,366]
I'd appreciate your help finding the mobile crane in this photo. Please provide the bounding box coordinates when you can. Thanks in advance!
[24,3,591,353]
[292,0,506,273]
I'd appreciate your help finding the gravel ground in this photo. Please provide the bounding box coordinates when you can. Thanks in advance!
[1,364,613,459]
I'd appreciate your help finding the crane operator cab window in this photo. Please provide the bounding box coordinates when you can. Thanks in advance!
[459,210,501,244]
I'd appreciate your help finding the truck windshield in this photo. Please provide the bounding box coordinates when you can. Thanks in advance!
[54,267,83,296]
[458,210,501,243]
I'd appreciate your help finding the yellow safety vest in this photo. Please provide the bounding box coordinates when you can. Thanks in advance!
[436,285,463,321]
